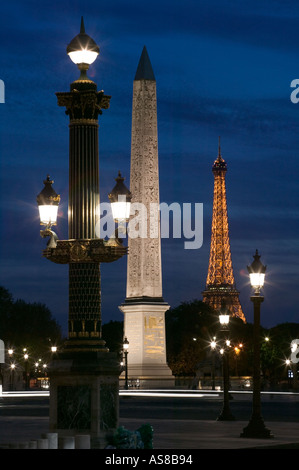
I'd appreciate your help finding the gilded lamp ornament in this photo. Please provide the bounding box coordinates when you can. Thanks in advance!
[37,173,130,261]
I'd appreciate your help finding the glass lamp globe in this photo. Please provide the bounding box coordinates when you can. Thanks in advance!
[219,314,230,326]
[36,175,60,227]
[67,17,99,75]
[123,337,129,351]
[247,250,266,290]
[108,171,132,222]
[218,301,230,327]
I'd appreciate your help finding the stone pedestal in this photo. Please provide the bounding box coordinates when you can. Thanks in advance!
[120,299,174,388]
[49,350,120,448]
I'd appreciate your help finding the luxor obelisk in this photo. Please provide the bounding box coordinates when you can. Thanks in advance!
[119,47,174,388]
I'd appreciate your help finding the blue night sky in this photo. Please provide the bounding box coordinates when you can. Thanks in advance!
[1,0,299,335]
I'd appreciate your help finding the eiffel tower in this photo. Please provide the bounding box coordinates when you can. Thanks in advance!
[202,140,246,322]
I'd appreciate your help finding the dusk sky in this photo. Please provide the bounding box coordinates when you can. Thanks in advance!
[1,0,299,336]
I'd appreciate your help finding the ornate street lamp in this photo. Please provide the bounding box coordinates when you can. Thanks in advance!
[37,175,60,248]
[217,304,235,421]
[37,18,128,341]
[108,171,132,244]
[36,18,130,445]
[241,250,273,438]
[108,171,132,223]
[67,17,100,81]
[37,175,60,227]
[123,337,129,390]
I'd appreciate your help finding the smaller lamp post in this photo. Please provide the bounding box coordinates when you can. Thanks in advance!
[217,305,235,421]
[10,363,16,391]
[210,338,217,390]
[123,337,129,390]
[241,250,273,438]
[23,352,29,391]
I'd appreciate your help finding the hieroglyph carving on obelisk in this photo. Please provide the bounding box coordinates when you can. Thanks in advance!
[126,58,162,299]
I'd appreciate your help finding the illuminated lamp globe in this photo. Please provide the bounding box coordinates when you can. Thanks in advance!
[247,250,266,291]
[123,337,129,351]
[219,314,230,326]
[67,17,99,80]
[218,302,230,327]
[108,171,132,222]
[37,175,60,227]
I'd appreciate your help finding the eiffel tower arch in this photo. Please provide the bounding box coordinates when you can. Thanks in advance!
[202,140,246,322]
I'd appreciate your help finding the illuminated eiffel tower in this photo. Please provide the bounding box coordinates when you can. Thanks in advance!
[202,140,246,322]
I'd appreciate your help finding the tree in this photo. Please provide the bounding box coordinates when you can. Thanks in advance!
[102,320,124,355]
[0,286,62,358]
[165,300,219,376]
[261,323,299,386]
[165,299,253,377]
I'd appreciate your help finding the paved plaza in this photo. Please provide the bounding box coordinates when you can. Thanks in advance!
[0,391,299,450]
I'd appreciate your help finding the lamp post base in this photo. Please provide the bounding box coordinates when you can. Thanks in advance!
[216,408,235,421]
[240,415,273,439]
[49,350,121,448]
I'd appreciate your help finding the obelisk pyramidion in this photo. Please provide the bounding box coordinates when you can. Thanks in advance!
[119,46,174,388]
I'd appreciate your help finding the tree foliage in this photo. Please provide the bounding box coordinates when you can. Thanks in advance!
[165,298,299,382]
[102,320,124,355]
[165,300,219,376]
[0,286,62,357]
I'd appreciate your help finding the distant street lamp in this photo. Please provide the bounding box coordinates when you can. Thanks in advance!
[123,337,129,390]
[217,305,235,421]
[241,250,273,438]
[10,363,16,391]
[210,338,217,390]
[23,352,29,391]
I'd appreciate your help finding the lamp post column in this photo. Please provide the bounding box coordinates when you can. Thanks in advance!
[241,251,273,438]
[217,308,235,421]
[217,343,235,421]
[123,337,129,390]
[241,295,272,437]
[251,295,263,427]
[56,84,110,349]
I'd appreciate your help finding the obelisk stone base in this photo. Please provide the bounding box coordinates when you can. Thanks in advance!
[49,350,120,449]
[120,300,175,388]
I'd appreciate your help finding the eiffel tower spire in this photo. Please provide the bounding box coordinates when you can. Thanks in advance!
[202,140,246,322]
